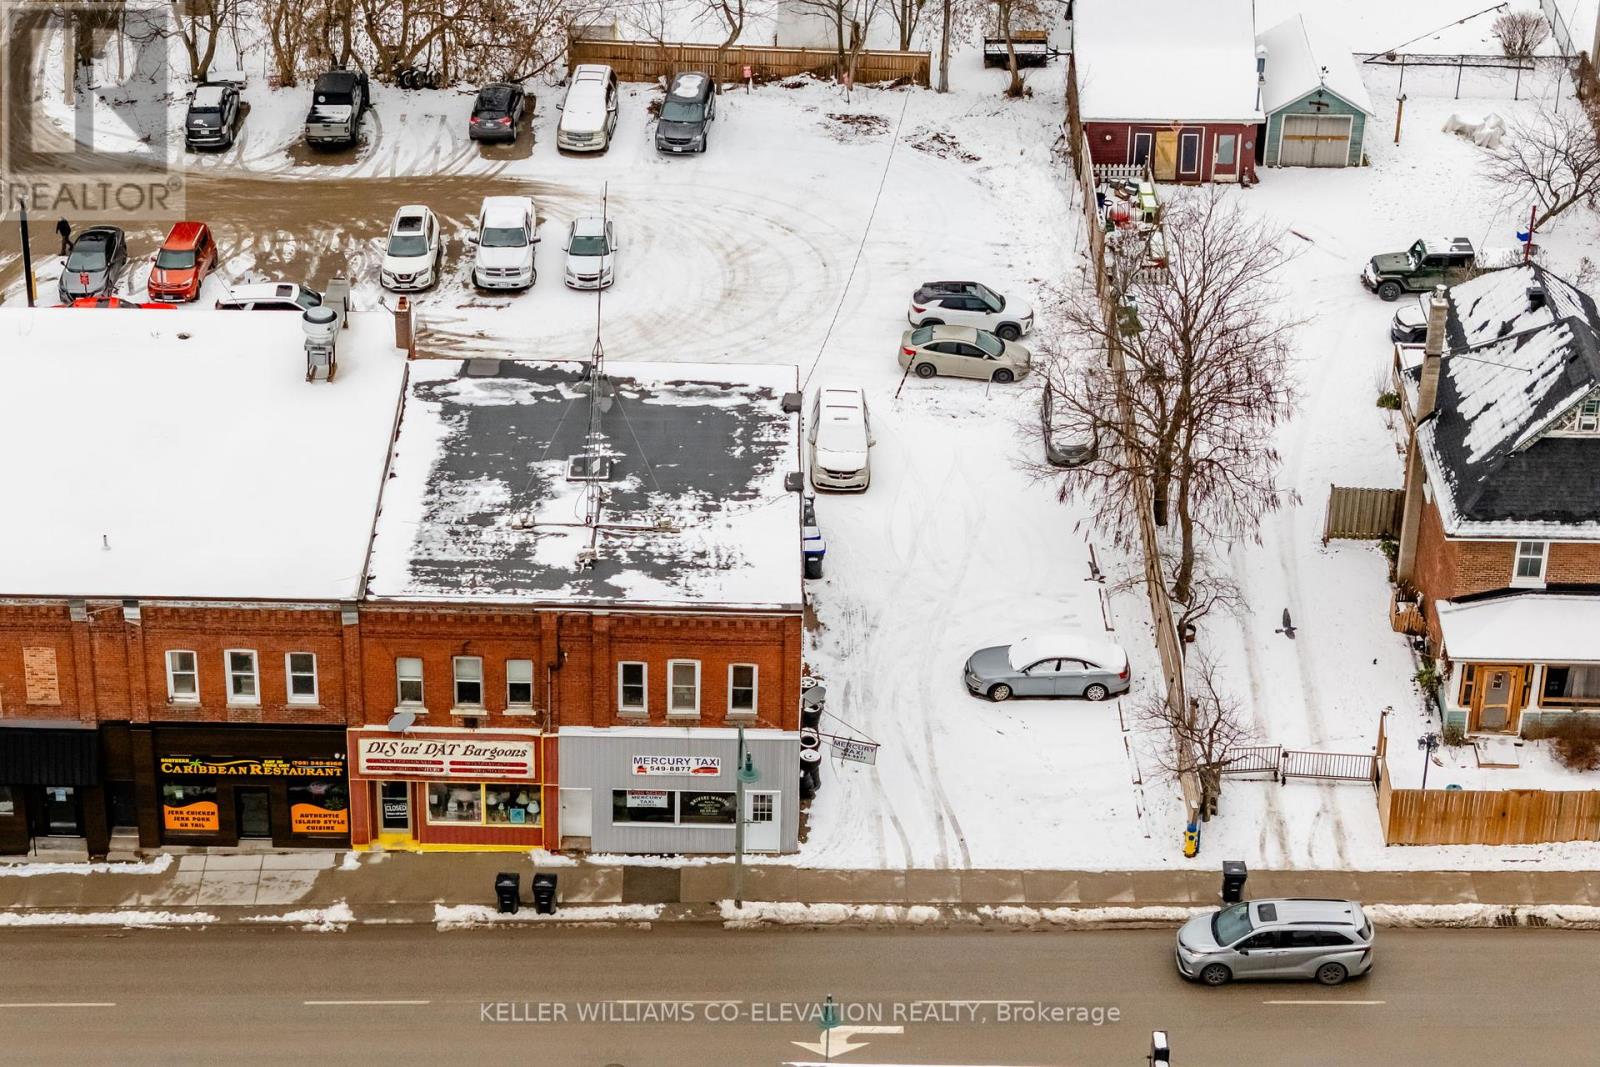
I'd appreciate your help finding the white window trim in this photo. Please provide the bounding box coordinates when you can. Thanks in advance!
[727,663,759,718]
[452,655,485,712]
[224,649,260,707]
[667,659,701,717]
[1130,130,1153,167]
[285,652,319,705]
[1511,540,1548,588]
[617,661,648,716]
[505,659,536,715]
[1178,130,1201,174]
[165,649,199,704]
[396,656,425,712]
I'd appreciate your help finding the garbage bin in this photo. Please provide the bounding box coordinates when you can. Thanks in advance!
[531,872,558,915]
[799,748,823,798]
[1221,860,1248,904]
[495,872,521,914]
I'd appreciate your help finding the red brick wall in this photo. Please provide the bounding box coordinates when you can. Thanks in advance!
[1549,541,1600,583]
[0,604,81,722]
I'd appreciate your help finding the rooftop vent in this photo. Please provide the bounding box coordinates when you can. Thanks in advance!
[567,454,612,481]
[782,391,803,414]
[785,471,805,492]
[1527,284,1546,312]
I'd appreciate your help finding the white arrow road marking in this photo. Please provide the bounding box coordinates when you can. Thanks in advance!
[791,1024,905,1057]
[1263,1000,1385,1006]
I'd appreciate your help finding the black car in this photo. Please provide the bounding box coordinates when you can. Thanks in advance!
[185,82,241,149]
[656,71,715,154]
[58,226,128,304]
[304,68,370,147]
[470,83,528,143]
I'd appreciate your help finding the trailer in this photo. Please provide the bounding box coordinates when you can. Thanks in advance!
[983,29,1051,68]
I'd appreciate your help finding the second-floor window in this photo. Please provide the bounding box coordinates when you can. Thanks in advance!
[166,650,199,703]
[286,652,318,704]
[396,657,424,706]
[454,656,483,707]
[668,660,701,715]
[226,650,259,704]
[506,659,534,708]
[729,664,758,715]
[618,662,647,714]
[1513,541,1547,585]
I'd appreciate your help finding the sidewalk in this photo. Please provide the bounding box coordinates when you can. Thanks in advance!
[4,850,1600,926]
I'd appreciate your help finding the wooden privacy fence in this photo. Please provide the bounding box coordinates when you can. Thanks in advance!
[1379,756,1600,844]
[1322,485,1405,542]
[568,39,931,87]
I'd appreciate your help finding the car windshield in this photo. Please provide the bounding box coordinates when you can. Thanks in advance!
[1211,902,1253,945]
[481,226,528,248]
[569,234,609,256]
[972,331,1004,358]
[66,241,109,270]
[975,283,1004,311]
[296,288,323,309]
[388,233,429,257]
[662,100,703,123]
[155,248,196,269]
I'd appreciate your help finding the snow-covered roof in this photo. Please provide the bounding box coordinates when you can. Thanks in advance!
[191,84,226,108]
[1438,594,1600,663]
[0,308,407,600]
[1008,632,1126,671]
[1257,15,1374,116]
[366,359,803,610]
[1073,0,1264,123]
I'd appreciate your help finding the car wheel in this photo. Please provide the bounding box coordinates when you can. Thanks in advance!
[914,362,937,379]
[701,131,709,153]
[1084,683,1110,701]
[988,683,1012,702]
[1377,281,1402,302]
[992,368,1015,384]
[997,323,1021,341]
[1315,962,1348,986]
[1199,963,1232,987]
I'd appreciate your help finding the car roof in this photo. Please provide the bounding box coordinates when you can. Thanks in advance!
[224,282,303,300]
[818,385,865,404]
[477,82,519,100]
[669,71,709,97]
[1008,632,1126,670]
[573,64,613,80]
[480,196,533,224]
[192,84,227,106]
[1251,899,1366,926]
[391,205,432,230]
[1419,236,1473,256]
[77,226,123,242]
[571,216,607,236]
[162,221,206,248]
[918,280,980,294]
[916,325,982,343]
[315,70,359,90]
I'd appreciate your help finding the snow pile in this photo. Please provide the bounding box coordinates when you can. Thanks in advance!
[1442,111,1506,149]
[721,902,946,927]
[0,909,217,927]
[339,852,362,872]
[245,902,355,932]
[0,854,174,878]
[1368,903,1600,928]
[979,905,1209,928]
[433,903,663,929]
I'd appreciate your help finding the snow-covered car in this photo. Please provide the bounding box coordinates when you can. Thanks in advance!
[469,82,528,143]
[215,282,323,311]
[184,82,240,150]
[1390,298,1428,344]
[808,385,874,492]
[563,216,616,290]
[469,195,539,291]
[899,324,1031,382]
[908,280,1034,340]
[556,64,619,153]
[380,205,444,292]
[963,632,1130,702]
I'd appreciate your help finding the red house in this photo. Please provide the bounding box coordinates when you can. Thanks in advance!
[1070,0,1263,183]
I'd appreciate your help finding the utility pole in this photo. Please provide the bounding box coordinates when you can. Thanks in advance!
[937,0,951,92]
[18,200,37,308]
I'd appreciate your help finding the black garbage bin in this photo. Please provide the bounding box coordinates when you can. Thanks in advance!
[495,872,521,914]
[1221,860,1248,904]
[531,872,558,915]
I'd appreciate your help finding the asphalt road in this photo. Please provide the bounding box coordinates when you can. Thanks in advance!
[0,924,1592,1065]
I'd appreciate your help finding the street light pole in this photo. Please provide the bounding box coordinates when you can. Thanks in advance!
[733,722,760,910]
[18,200,37,308]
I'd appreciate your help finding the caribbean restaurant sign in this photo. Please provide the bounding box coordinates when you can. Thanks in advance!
[159,755,346,778]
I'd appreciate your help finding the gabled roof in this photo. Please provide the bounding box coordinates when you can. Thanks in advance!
[1408,265,1600,539]
[1257,15,1374,116]
[1073,0,1263,124]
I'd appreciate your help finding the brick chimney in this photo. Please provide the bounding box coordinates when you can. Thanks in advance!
[1397,284,1451,585]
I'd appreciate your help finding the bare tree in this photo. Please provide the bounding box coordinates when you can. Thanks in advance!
[936,0,950,91]
[169,0,243,81]
[884,0,929,50]
[693,0,748,87]
[256,0,307,85]
[991,0,1043,97]
[1493,10,1550,62]
[624,0,677,83]
[1482,105,1600,230]
[1138,652,1255,818]
[1040,188,1299,602]
[785,0,885,81]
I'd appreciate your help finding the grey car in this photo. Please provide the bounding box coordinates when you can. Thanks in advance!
[963,632,1130,702]
[58,226,128,304]
[1175,899,1375,987]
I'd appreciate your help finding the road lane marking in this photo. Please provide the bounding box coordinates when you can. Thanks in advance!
[1263,1000,1385,1006]
[303,999,430,1006]
[0,1002,116,1008]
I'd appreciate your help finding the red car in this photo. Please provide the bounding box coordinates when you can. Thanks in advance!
[146,221,218,302]
[68,297,177,309]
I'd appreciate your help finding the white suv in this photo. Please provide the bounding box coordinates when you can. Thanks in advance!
[469,195,539,291]
[908,281,1034,340]
[556,64,619,153]
[380,204,443,292]
[808,385,874,492]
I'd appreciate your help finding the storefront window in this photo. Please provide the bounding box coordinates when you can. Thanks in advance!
[678,791,737,825]
[161,782,220,834]
[613,789,676,824]
[428,783,483,823]
[288,781,349,835]
[485,783,541,826]
[425,783,540,826]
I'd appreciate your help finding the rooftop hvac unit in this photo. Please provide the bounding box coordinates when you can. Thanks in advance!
[304,304,339,381]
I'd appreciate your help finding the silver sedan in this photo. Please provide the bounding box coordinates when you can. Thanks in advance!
[899,325,1032,383]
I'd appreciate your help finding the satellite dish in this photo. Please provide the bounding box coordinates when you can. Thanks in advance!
[386,710,417,733]
[801,684,827,709]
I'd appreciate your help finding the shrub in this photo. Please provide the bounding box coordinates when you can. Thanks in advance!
[1442,722,1466,747]
[1414,659,1442,696]
[1376,391,1401,410]
[1553,734,1600,772]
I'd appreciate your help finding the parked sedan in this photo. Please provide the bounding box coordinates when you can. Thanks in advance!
[469,82,527,142]
[380,204,444,292]
[58,225,128,304]
[899,324,1031,382]
[563,216,616,290]
[963,632,1130,702]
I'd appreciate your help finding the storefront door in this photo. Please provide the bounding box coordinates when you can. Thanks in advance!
[378,781,412,839]
[236,788,272,839]
[744,791,780,852]
[34,786,83,838]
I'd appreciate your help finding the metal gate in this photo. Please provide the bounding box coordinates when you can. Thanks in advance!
[1278,114,1352,167]
[1281,749,1377,783]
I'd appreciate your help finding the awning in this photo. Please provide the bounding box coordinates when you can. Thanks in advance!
[1437,594,1600,663]
[0,721,99,786]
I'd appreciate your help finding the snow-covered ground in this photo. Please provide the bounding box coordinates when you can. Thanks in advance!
[1255,0,1564,55]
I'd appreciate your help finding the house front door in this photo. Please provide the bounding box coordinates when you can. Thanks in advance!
[1154,130,1178,180]
[1473,666,1524,733]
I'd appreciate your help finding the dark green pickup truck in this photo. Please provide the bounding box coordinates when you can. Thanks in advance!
[1361,237,1477,301]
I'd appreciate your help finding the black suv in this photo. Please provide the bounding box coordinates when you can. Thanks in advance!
[656,71,715,154]
[185,82,241,150]
[470,83,528,143]
[304,68,370,147]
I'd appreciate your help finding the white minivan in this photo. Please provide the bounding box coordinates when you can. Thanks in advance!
[808,385,874,492]
[556,65,619,153]
[469,195,539,291]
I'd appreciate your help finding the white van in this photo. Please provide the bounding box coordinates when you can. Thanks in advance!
[808,385,874,492]
[556,64,619,153]
[468,195,539,291]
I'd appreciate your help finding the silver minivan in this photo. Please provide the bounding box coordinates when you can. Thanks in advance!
[1176,899,1374,987]
[557,64,619,153]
